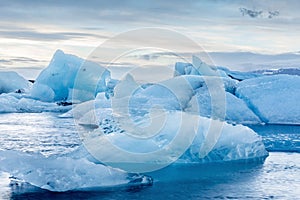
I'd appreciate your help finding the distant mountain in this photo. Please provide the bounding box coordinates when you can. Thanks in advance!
[206,51,300,72]
[252,68,300,76]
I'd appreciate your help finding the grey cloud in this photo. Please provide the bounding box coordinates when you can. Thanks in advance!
[0,1,295,33]
[9,57,42,63]
[0,0,299,56]
[239,8,263,18]
[0,59,12,64]
[239,7,280,19]
[0,0,191,25]
[130,52,195,61]
[0,56,46,65]
[268,11,280,19]
[0,30,108,41]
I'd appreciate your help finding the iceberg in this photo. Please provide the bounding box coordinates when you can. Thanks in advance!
[218,66,262,81]
[174,56,228,77]
[30,83,55,102]
[0,71,31,94]
[120,74,236,112]
[186,87,262,124]
[64,73,267,173]
[123,74,250,124]
[31,50,110,102]
[76,110,268,173]
[0,150,152,192]
[0,70,72,113]
[172,59,262,124]
[236,74,300,124]
[0,51,273,192]
[69,75,267,169]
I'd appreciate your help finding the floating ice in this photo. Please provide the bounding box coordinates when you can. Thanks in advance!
[236,74,300,124]
[0,150,152,192]
[63,74,267,172]
[174,56,227,77]
[119,75,236,112]
[0,52,272,192]
[31,50,110,102]
[186,86,262,124]
[219,66,262,81]
[30,83,55,102]
[78,111,268,173]
[69,73,257,125]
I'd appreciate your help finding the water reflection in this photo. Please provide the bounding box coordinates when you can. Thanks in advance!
[0,113,80,156]
[249,124,300,152]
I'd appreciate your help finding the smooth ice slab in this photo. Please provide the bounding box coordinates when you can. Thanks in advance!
[0,150,152,192]
[236,74,300,124]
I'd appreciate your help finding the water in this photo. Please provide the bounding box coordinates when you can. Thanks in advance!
[249,124,300,153]
[0,113,80,156]
[0,113,299,199]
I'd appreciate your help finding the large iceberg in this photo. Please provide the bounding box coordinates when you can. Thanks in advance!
[31,50,110,102]
[69,75,268,173]
[0,51,274,192]
[75,109,268,172]
[1,51,298,126]
[112,74,236,112]
[172,59,263,124]
[106,73,258,125]
[173,59,300,125]
[236,74,300,124]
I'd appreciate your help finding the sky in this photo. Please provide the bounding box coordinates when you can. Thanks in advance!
[0,0,300,78]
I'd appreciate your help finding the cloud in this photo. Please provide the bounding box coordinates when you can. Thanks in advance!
[0,1,297,29]
[0,56,45,65]
[239,8,263,18]
[268,11,280,19]
[129,52,192,61]
[0,30,108,41]
[0,0,300,64]
[239,7,280,19]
